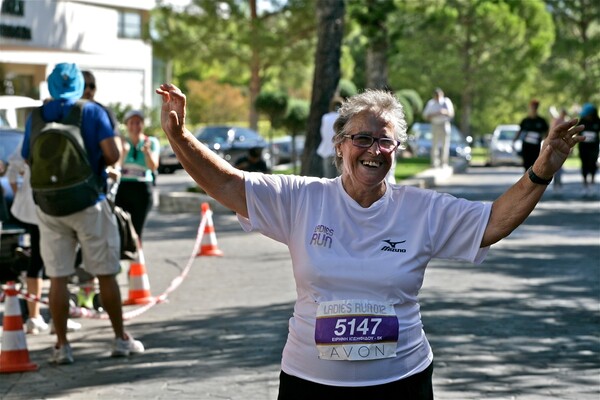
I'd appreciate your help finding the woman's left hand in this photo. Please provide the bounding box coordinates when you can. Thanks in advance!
[534,119,585,178]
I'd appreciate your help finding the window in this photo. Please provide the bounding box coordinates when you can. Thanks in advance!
[118,10,142,39]
[1,0,24,16]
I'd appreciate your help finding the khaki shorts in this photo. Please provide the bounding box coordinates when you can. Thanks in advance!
[37,199,120,278]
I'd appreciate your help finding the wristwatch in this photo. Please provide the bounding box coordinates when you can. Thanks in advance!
[527,167,552,185]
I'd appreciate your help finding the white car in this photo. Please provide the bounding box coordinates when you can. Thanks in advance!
[487,124,522,166]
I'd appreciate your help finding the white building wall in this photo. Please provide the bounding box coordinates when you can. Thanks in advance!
[0,0,153,109]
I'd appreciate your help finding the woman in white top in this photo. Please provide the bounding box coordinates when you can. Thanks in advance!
[156,83,583,398]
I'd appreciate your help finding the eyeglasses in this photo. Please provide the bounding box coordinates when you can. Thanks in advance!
[85,82,96,90]
[344,134,399,153]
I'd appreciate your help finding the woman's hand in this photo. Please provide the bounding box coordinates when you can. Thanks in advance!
[156,84,187,140]
[533,118,585,179]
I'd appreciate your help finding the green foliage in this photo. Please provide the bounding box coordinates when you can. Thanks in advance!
[282,98,309,134]
[541,0,600,106]
[149,0,594,146]
[395,93,414,127]
[255,91,289,128]
[338,79,358,99]
[396,89,423,117]
[152,0,317,102]
[384,0,554,136]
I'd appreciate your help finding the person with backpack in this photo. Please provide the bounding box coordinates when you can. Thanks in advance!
[21,62,144,364]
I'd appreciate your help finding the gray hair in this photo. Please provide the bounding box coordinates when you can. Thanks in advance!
[331,89,407,171]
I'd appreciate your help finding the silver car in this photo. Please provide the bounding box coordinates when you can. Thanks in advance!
[487,124,522,166]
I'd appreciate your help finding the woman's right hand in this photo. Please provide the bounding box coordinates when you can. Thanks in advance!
[156,84,187,139]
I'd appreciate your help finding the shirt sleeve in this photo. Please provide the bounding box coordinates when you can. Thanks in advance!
[238,173,303,244]
[427,192,492,264]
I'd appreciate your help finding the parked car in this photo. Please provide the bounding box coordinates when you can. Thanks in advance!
[407,122,472,163]
[270,135,305,166]
[158,144,183,174]
[195,125,268,166]
[486,124,522,166]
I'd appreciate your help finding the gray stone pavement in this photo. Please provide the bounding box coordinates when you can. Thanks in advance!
[1,166,599,399]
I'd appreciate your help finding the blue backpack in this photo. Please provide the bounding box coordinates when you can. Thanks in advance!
[29,100,102,216]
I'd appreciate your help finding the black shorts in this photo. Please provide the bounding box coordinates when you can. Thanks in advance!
[278,361,434,400]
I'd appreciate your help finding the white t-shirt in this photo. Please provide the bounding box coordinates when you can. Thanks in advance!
[238,173,491,387]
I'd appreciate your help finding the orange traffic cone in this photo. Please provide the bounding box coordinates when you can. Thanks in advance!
[123,247,154,305]
[0,281,38,373]
[197,202,224,257]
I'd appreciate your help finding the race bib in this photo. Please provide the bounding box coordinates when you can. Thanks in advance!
[582,131,597,143]
[524,131,540,144]
[122,164,148,180]
[315,299,399,361]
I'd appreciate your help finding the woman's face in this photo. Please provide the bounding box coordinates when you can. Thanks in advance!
[338,110,395,188]
[126,116,144,136]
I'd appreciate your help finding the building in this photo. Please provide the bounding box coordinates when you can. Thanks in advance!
[0,0,154,112]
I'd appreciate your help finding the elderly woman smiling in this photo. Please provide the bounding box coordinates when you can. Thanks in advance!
[156,84,583,399]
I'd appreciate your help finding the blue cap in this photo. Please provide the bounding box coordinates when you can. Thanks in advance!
[580,103,596,118]
[47,63,84,100]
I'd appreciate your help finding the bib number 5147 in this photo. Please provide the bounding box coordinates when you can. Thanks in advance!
[334,318,382,337]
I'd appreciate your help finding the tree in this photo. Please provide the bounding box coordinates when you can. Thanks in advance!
[542,0,600,106]
[281,98,309,173]
[301,0,345,177]
[152,0,316,128]
[255,90,288,159]
[387,0,554,136]
[348,0,397,90]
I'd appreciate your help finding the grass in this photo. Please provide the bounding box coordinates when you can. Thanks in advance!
[395,156,431,180]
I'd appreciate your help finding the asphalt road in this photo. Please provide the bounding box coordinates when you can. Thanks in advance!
[1,165,599,400]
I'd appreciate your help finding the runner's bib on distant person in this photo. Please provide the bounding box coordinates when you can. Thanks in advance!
[582,131,597,143]
[315,299,399,361]
[524,131,541,144]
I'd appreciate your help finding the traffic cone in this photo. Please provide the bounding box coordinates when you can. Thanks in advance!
[123,246,154,305]
[197,202,224,257]
[0,281,38,373]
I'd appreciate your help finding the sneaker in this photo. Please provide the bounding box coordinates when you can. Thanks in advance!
[48,343,74,365]
[26,316,49,335]
[49,318,82,334]
[111,333,145,357]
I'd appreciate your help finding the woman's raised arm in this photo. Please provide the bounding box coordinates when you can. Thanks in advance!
[156,84,248,217]
[481,118,584,247]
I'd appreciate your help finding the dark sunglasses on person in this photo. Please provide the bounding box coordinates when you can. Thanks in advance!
[85,82,96,90]
[344,133,399,153]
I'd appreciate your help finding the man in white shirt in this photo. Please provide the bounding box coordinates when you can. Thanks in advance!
[423,88,455,168]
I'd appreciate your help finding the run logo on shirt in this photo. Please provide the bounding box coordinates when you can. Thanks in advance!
[310,224,334,249]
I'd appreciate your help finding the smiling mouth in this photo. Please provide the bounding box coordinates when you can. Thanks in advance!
[361,160,382,168]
